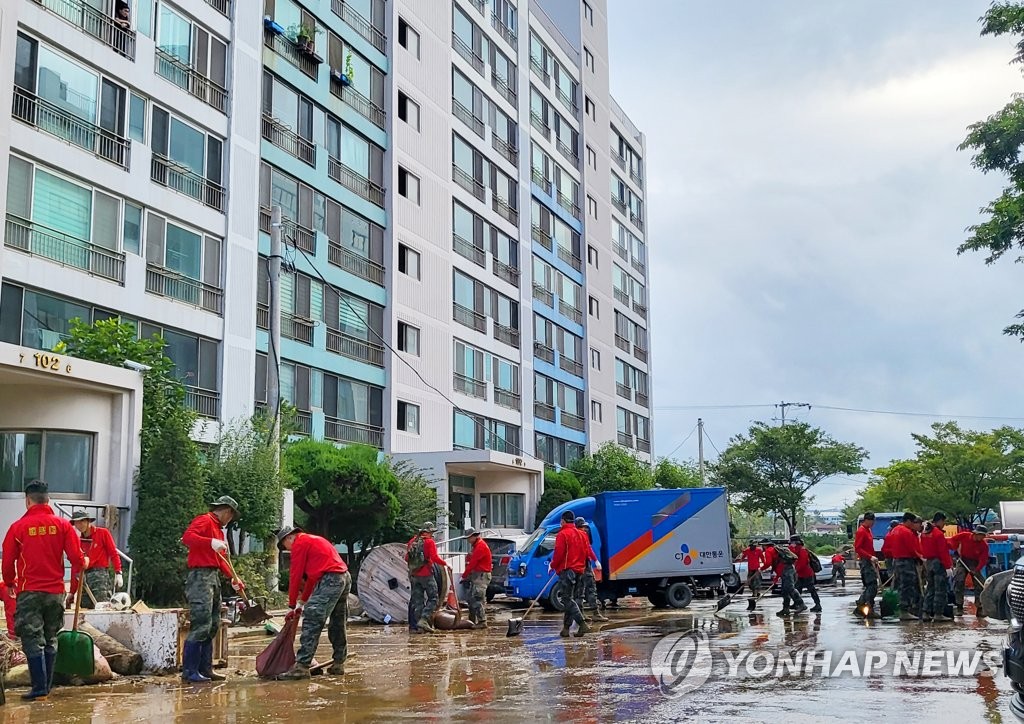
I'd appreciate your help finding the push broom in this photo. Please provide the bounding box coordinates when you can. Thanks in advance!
[506,574,558,637]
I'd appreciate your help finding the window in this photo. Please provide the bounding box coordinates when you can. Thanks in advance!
[587,245,598,267]
[584,2,594,24]
[454,411,521,453]
[397,401,420,434]
[140,322,219,395]
[585,48,594,72]
[129,93,146,142]
[481,493,525,528]
[0,431,93,495]
[398,167,420,203]
[398,244,421,279]
[585,96,595,120]
[145,212,221,288]
[587,145,597,169]
[151,107,223,201]
[591,401,602,422]
[589,296,599,317]
[398,321,420,355]
[398,92,420,130]
[590,347,601,370]
[156,6,227,93]
[398,18,420,58]
[588,196,598,218]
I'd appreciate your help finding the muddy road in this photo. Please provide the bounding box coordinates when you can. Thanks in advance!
[3,583,1015,723]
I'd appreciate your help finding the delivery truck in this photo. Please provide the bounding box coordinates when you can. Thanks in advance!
[505,487,736,610]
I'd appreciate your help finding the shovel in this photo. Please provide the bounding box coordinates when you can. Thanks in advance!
[744,575,780,611]
[55,568,95,677]
[220,553,271,626]
[506,574,558,637]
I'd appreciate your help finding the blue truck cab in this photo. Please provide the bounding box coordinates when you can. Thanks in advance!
[506,488,736,610]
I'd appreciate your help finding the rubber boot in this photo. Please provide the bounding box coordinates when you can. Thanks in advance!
[574,621,591,637]
[593,611,610,622]
[181,640,211,683]
[809,605,822,613]
[559,625,571,637]
[277,662,311,680]
[326,660,346,675]
[22,656,49,701]
[416,618,435,633]
[44,646,56,693]
[199,640,226,681]
[776,608,791,618]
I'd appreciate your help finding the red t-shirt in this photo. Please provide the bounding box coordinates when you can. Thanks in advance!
[739,547,764,571]
[854,525,875,561]
[288,533,347,607]
[552,523,588,574]
[463,538,493,576]
[950,532,989,569]
[408,535,446,578]
[920,527,953,568]
[792,546,814,579]
[886,525,922,559]
[181,513,233,578]
[831,554,845,565]
[70,525,122,593]
[762,546,779,573]
[2,504,85,594]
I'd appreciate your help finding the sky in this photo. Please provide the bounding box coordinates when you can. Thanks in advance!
[606,1,1024,511]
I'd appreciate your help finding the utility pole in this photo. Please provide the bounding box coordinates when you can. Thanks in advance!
[266,206,283,585]
[697,417,705,485]
[776,401,811,426]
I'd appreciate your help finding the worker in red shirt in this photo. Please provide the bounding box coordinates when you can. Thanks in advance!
[551,510,590,637]
[888,512,925,621]
[68,510,122,609]
[736,541,765,594]
[575,518,607,621]
[881,519,899,584]
[461,527,493,628]
[790,536,821,612]
[950,524,992,617]
[2,480,86,701]
[830,552,847,585]
[853,513,879,616]
[276,526,351,679]
[760,540,778,576]
[406,522,450,634]
[180,495,242,683]
[920,512,954,622]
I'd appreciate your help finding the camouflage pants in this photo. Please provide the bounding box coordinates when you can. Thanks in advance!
[559,570,584,628]
[185,568,221,643]
[15,591,64,658]
[953,558,983,608]
[894,559,921,614]
[581,567,599,609]
[466,572,490,623]
[857,563,878,608]
[780,565,803,610]
[81,568,113,609]
[923,559,949,616]
[297,572,351,667]
[410,573,438,626]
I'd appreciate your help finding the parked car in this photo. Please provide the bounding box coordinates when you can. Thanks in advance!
[771,555,834,593]
[482,536,519,601]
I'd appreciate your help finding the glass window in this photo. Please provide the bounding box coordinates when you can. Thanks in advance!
[341,128,370,176]
[36,46,98,122]
[453,202,474,243]
[271,169,299,219]
[398,18,420,58]
[32,170,91,240]
[397,401,419,433]
[170,118,205,176]
[129,94,146,142]
[164,223,202,279]
[338,294,370,339]
[0,431,92,495]
[158,5,192,63]
[0,432,41,493]
[398,321,419,355]
[454,411,476,449]
[162,328,199,385]
[398,244,420,279]
[22,289,89,350]
[342,208,370,257]
[338,378,370,423]
[453,271,475,309]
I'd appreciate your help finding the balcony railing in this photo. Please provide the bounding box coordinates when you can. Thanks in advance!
[259,207,316,253]
[556,87,578,117]
[37,0,136,60]
[636,391,649,408]
[261,114,316,166]
[612,195,628,215]
[493,323,519,348]
[630,212,644,231]
[614,288,630,305]
[265,29,319,80]
[186,386,220,419]
[282,314,315,345]
[156,48,228,113]
[328,242,385,286]
[632,256,647,274]
[557,247,583,273]
[5,215,125,284]
[611,149,627,172]
[618,431,634,448]
[494,388,521,411]
[325,416,384,448]
[326,328,385,367]
[294,411,313,436]
[491,14,517,47]
[491,71,516,106]
[492,135,518,166]
[531,168,552,195]
[532,225,552,251]
[532,285,554,307]
[331,0,387,53]
[630,166,643,185]
[454,373,487,400]
[559,299,583,325]
[452,32,484,74]
[453,98,485,138]
[637,438,651,453]
[454,303,486,332]
[529,56,550,86]
[530,112,551,139]
[633,301,648,317]
[466,0,485,14]
[534,341,555,364]
[492,259,519,286]
[452,165,486,201]
[329,157,385,207]
[615,334,631,353]
[556,139,578,167]
[616,383,632,400]
[492,197,518,225]
[614,243,630,261]
[634,346,649,363]
[206,0,230,16]
[256,304,270,329]
[152,154,224,211]
[562,412,585,432]
[557,192,581,220]
[12,87,130,170]
[535,402,556,422]
[145,264,223,314]
[332,83,386,129]
[454,234,486,267]
[559,356,584,378]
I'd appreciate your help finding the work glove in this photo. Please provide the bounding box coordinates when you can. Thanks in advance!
[286,604,304,621]
[594,561,602,570]
[231,578,244,593]
[211,539,228,553]
[114,573,124,590]
[65,594,74,608]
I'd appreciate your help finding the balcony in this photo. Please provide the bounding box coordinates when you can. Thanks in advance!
[331,82,386,129]
[186,386,220,419]
[453,234,486,267]
[632,256,647,275]
[492,197,518,225]
[558,299,583,325]
[557,246,583,273]
[325,416,384,448]
[155,48,228,113]
[282,314,315,345]
[331,0,387,53]
[532,285,554,307]
[465,0,485,14]
[532,225,552,251]
[328,157,385,207]
[637,438,651,454]
[294,410,313,436]
[615,334,631,353]
[611,149,627,172]
[492,135,518,166]
[453,303,486,332]
[556,87,578,117]
[259,207,316,253]
[206,0,230,16]
[530,112,551,140]
[256,304,270,329]
[612,195,628,215]
[36,0,136,60]
[562,412,585,432]
[529,56,550,86]
[630,212,644,231]
[326,328,385,367]
[633,301,648,317]
[531,169,552,195]
[452,165,486,201]
[634,346,649,363]
[493,323,520,349]
[616,383,632,400]
[556,139,578,167]
[265,29,319,80]
[151,154,224,211]
[328,242,385,286]
[557,192,581,220]
[12,87,130,170]
[492,258,519,287]
[614,288,630,305]
[454,373,487,400]
[618,431,634,448]
[494,388,521,411]
[630,166,643,185]
[5,215,125,284]
[145,264,223,314]
[491,14,517,47]
[614,243,629,262]
[636,391,649,408]
[535,402,556,422]
[452,98,485,138]
[533,341,555,364]
[452,32,484,74]
[261,114,315,166]
[491,71,516,106]
[559,356,584,378]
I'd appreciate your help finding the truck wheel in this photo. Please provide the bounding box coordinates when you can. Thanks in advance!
[666,582,694,609]
[648,592,668,608]
[548,580,570,612]
[722,571,741,592]
[486,589,496,602]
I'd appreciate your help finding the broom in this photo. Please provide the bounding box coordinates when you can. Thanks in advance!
[506,575,558,637]
[54,568,94,677]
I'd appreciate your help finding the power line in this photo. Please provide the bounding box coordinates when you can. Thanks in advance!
[663,423,698,461]
[656,402,1024,422]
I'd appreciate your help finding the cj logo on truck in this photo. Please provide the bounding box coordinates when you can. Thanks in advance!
[675,543,699,565]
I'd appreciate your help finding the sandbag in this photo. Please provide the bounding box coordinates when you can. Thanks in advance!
[6,664,28,688]
[981,569,1014,622]
[256,616,298,678]
[79,622,143,675]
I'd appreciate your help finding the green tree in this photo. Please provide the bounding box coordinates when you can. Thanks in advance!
[377,459,443,544]
[959,1,1024,339]
[569,443,654,495]
[653,458,702,488]
[535,488,574,527]
[712,422,867,536]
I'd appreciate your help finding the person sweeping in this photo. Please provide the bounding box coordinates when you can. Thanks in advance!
[2,480,86,701]
[181,496,243,683]
[461,528,492,629]
[276,527,351,680]
[68,510,122,609]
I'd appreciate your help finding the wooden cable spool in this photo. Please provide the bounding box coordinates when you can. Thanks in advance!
[357,542,413,624]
